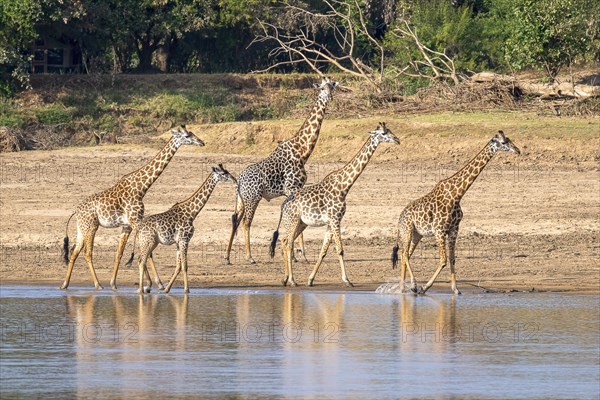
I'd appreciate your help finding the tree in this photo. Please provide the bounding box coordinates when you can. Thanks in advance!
[505,0,593,81]
[251,0,387,90]
[0,0,44,94]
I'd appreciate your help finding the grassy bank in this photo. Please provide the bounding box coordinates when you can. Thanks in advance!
[0,73,598,152]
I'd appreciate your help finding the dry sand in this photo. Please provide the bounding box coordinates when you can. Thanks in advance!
[1,119,598,294]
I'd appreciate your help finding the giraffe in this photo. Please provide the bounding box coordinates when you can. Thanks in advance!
[224,77,339,264]
[391,130,520,295]
[270,122,400,287]
[131,164,237,294]
[60,125,204,290]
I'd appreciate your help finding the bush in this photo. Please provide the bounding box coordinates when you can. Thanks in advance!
[0,101,26,128]
[35,105,74,125]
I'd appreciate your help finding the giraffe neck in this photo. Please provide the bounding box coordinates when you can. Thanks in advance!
[441,141,496,201]
[177,174,219,220]
[125,137,180,196]
[327,137,378,198]
[289,96,328,162]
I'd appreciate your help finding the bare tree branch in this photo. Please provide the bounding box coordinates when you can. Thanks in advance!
[392,20,461,85]
[250,1,385,91]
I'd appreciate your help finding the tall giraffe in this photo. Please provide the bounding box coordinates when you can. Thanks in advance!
[225,77,338,264]
[60,126,204,290]
[270,122,400,287]
[130,164,237,294]
[391,130,520,294]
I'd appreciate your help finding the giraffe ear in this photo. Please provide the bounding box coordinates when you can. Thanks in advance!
[313,83,320,89]
[211,166,219,173]
[496,130,506,141]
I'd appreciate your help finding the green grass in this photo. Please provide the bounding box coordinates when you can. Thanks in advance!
[35,105,74,125]
[0,100,26,128]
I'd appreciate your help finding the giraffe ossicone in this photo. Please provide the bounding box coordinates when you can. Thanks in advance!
[391,130,520,295]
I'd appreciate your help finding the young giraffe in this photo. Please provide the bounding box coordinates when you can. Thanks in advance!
[270,122,400,287]
[391,130,520,295]
[131,164,237,294]
[225,77,338,264]
[61,126,204,290]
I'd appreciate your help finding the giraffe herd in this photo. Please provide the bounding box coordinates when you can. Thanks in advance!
[61,77,520,294]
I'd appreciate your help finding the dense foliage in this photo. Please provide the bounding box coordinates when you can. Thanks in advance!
[0,0,598,94]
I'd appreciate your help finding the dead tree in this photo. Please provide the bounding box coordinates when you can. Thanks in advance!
[391,20,461,85]
[251,0,386,91]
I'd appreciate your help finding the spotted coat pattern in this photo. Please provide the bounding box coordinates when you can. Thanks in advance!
[60,126,204,290]
[272,122,400,287]
[392,131,521,294]
[225,77,338,264]
[132,164,237,294]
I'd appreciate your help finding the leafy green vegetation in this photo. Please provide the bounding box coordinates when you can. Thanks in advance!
[1,0,598,96]
[35,105,74,125]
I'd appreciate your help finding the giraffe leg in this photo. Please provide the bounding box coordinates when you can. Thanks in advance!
[448,230,461,295]
[147,254,165,290]
[240,198,260,264]
[307,228,332,286]
[399,228,413,293]
[420,234,448,294]
[405,233,422,293]
[143,263,152,289]
[137,254,151,294]
[225,194,244,265]
[294,233,309,263]
[110,226,132,290]
[331,224,353,287]
[164,248,183,294]
[82,226,103,290]
[180,243,190,294]
[60,229,85,290]
[281,236,291,286]
[282,236,298,287]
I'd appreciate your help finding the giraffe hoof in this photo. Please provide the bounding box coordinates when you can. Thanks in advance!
[411,286,418,294]
[344,281,354,288]
[59,282,68,290]
[453,289,462,295]
[282,278,288,286]
[307,280,314,287]
[289,281,298,287]
[95,284,104,290]
[248,258,256,265]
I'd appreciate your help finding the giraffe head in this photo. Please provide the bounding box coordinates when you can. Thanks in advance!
[314,76,339,103]
[369,122,400,145]
[171,125,205,147]
[490,130,520,154]
[211,163,237,185]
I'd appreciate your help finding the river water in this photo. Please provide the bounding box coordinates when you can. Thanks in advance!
[0,286,598,399]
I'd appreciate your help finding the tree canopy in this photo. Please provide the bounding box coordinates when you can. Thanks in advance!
[1,0,598,94]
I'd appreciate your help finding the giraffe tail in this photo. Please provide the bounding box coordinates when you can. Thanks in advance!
[269,230,279,259]
[62,213,75,265]
[391,244,400,269]
[269,201,286,259]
